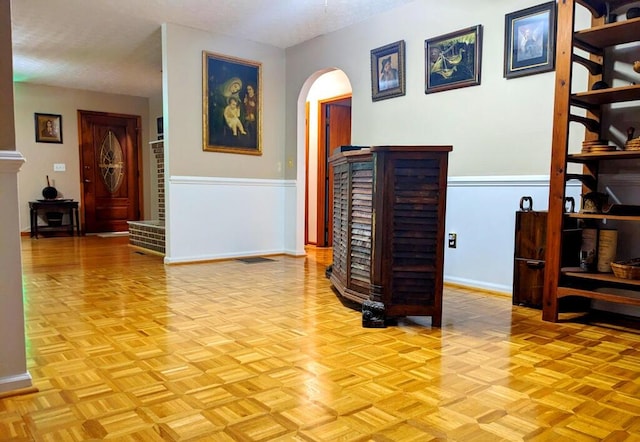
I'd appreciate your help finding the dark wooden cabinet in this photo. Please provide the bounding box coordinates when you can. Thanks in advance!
[328,145,452,327]
[514,208,580,308]
[513,210,547,308]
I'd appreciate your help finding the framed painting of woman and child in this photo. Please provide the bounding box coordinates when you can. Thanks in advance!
[202,51,261,155]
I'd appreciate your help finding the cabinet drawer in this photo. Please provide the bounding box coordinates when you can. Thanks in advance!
[513,258,545,308]
[514,211,547,260]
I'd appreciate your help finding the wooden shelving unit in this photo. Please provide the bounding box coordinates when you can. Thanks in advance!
[542,0,640,322]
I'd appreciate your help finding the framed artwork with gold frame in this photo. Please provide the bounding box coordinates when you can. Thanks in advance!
[35,113,63,144]
[370,40,406,101]
[202,51,262,155]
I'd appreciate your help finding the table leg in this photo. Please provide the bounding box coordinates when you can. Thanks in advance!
[30,208,38,238]
[74,207,80,236]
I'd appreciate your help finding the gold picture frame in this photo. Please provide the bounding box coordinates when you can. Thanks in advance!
[35,113,63,144]
[202,51,262,155]
[370,40,406,101]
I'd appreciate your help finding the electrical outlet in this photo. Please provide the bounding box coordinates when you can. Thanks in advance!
[53,163,66,172]
[448,233,457,248]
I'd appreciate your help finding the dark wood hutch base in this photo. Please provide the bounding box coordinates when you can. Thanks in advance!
[327,145,451,327]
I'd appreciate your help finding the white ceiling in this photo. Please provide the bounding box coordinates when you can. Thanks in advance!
[10,0,415,98]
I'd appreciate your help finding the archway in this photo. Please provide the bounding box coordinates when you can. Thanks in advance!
[296,69,352,250]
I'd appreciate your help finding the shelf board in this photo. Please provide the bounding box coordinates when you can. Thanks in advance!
[563,268,640,285]
[568,150,640,162]
[571,84,640,108]
[558,284,640,305]
[574,17,640,50]
[566,212,640,221]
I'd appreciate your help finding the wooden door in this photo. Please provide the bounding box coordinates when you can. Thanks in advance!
[79,110,141,233]
[318,96,351,247]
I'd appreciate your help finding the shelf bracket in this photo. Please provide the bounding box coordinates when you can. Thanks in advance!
[575,0,606,17]
[566,173,597,189]
[569,114,600,133]
[572,53,603,76]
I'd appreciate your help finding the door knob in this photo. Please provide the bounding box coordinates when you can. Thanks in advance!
[84,179,91,183]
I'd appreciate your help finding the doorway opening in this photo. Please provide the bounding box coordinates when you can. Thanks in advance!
[304,70,352,247]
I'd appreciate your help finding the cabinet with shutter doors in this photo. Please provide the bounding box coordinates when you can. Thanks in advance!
[327,145,451,326]
[543,0,640,322]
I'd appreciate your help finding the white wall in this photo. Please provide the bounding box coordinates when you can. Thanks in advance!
[286,0,576,179]
[306,70,352,244]
[162,22,289,261]
[162,22,286,179]
[13,83,151,231]
[445,177,581,293]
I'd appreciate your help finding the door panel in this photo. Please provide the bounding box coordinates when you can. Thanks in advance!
[317,97,351,247]
[79,111,141,233]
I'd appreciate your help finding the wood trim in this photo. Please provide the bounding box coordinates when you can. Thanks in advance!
[543,0,576,322]
[316,93,352,247]
[317,101,327,246]
[305,101,310,245]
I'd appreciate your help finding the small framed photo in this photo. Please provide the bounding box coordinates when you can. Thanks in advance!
[425,25,483,94]
[35,113,63,143]
[203,51,262,155]
[504,2,557,79]
[370,40,406,101]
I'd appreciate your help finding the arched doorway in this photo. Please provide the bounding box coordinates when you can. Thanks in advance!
[302,69,352,247]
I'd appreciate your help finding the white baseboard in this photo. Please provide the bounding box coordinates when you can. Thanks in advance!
[0,372,32,394]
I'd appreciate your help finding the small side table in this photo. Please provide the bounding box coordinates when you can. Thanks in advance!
[29,200,80,238]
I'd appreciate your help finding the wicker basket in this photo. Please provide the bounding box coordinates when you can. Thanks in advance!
[611,258,640,279]
[625,136,640,151]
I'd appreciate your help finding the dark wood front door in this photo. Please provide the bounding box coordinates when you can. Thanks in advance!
[78,110,141,233]
[318,96,352,247]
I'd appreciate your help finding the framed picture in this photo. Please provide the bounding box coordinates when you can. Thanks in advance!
[34,113,63,143]
[504,2,556,79]
[370,40,406,101]
[202,51,262,155]
[425,25,483,94]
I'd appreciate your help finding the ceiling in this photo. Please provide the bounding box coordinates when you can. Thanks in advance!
[10,0,415,98]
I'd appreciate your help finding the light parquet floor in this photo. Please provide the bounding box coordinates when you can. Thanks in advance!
[1,236,640,441]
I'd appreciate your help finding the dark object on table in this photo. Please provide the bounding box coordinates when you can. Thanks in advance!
[42,175,58,199]
[338,145,364,152]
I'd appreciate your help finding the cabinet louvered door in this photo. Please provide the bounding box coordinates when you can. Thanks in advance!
[328,146,451,327]
[372,148,450,326]
[331,162,349,284]
[348,162,373,296]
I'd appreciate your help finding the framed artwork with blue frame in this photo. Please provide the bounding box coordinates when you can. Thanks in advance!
[504,2,557,79]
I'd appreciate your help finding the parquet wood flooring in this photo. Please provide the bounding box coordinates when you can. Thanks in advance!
[1,236,640,440]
